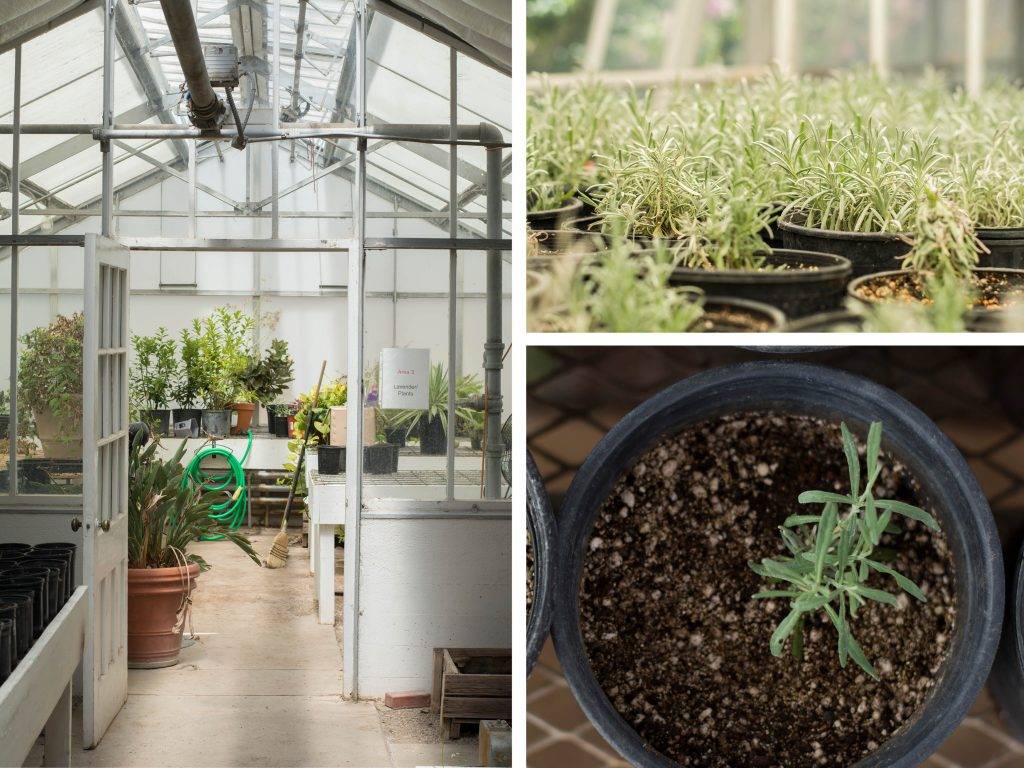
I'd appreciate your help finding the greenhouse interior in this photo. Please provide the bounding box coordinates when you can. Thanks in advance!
[0,0,512,765]
[526,0,1024,332]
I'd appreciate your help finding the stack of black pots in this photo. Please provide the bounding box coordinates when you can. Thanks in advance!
[0,542,78,686]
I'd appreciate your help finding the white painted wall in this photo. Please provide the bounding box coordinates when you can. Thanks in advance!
[356,516,510,696]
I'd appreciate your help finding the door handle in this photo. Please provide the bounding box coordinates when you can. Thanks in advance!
[99,519,111,532]
[71,517,82,532]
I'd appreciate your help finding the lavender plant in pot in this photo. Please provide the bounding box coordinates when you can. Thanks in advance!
[128,434,259,667]
[554,362,1002,767]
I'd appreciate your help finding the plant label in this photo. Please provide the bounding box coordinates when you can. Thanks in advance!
[379,348,429,409]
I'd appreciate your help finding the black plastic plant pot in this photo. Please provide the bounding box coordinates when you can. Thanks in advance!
[383,427,408,448]
[553,362,1003,768]
[0,604,17,668]
[317,445,343,475]
[0,544,30,556]
[420,415,447,456]
[847,268,1024,325]
[141,409,171,437]
[0,618,12,684]
[20,557,69,606]
[527,451,556,677]
[364,444,399,475]
[698,296,786,332]
[0,594,33,659]
[669,250,852,319]
[174,408,202,437]
[977,228,1024,269]
[786,309,865,332]
[14,567,59,622]
[0,578,46,637]
[779,214,910,278]
[989,536,1024,741]
[0,414,8,441]
[32,543,76,587]
[527,197,584,231]
[202,409,231,438]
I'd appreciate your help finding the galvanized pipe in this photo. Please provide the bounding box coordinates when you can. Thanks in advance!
[157,0,225,128]
[483,143,504,499]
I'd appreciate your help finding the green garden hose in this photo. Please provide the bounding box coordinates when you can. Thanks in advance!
[182,430,253,540]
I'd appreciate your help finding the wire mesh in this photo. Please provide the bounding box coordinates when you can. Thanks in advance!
[526,346,1024,768]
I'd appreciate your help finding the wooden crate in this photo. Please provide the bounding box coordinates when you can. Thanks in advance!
[431,648,512,739]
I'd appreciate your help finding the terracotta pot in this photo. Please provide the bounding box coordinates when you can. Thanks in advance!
[33,401,82,460]
[230,402,256,435]
[127,563,199,668]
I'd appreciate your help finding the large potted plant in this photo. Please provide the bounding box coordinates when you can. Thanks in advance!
[391,364,482,456]
[130,328,178,437]
[174,330,208,435]
[188,308,252,438]
[238,338,294,435]
[128,434,259,667]
[19,313,84,459]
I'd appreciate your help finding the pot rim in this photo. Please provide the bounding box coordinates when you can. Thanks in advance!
[847,267,1024,312]
[527,196,584,222]
[786,309,864,332]
[779,211,909,243]
[527,450,557,677]
[701,296,787,331]
[127,562,201,579]
[552,361,1003,768]
[976,226,1024,240]
[671,249,852,284]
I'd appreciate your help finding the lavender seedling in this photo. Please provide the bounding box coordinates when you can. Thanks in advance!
[750,422,938,679]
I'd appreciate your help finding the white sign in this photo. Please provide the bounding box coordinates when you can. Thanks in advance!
[379,348,429,409]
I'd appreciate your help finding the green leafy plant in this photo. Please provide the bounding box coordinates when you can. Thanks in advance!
[238,338,294,405]
[19,312,84,444]
[187,307,255,409]
[174,331,207,410]
[901,184,985,280]
[292,378,348,445]
[130,328,178,411]
[387,363,482,438]
[853,273,974,332]
[128,434,259,570]
[750,421,938,679]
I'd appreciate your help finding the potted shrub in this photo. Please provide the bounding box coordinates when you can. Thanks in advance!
[187,308,253,438]
[0,390,9,442]
[19,313,84,459]
[267,402,297,438]
[293,378,347,445]
[174,330,208,436]
[130,328,178,437]
[238,338,294,435]
[390,364,482,456]
[128,435,259,667]
[552,362,1002,767]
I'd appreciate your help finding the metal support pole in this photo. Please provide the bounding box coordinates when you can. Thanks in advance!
[343,0,367,702]
[966,0,985,96]
[8,46,21,495]
[446,48,457,501]
[101,0,115,236]
[272,0,281,238]
[868,0,888,76]
[583,0,617,72]
[483,144,502,499]
[772,0,796,74]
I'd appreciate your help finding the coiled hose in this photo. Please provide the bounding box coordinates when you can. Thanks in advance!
[182,430,253,540]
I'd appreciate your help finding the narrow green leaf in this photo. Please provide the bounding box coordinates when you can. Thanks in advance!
[873,498,939,531]
[845,630,879,680]
[841,422,860,498]
[799,491,856,506]
[770,607,804,657]
[814,502,838,583]
[866,421,882,486]
[865,559,927,602]
[752,590,798,599]
[854,586,898,605]
[791,615,805,661]
[784,514,822,527]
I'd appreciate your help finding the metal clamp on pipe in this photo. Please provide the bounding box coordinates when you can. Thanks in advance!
[158,0,227,130]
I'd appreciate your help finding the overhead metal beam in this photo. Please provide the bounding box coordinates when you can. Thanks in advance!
[229,0,269,102]
[0,0,100,55]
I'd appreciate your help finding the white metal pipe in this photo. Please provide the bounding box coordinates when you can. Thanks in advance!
[772,0,796,73]
[483,144,503,499]
[869,0,889,76]
[272,0,281,238]
[583,0,617,72]
[343,0,368,702]
[9,45,21,494]
[157,0,225,128]
[446,47,457,502]
[966,0,985,96]
[102,0,115,236]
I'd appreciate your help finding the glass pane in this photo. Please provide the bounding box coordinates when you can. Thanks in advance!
[16,246,84,496]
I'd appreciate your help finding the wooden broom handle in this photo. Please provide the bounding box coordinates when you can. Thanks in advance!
[280,361,327,532]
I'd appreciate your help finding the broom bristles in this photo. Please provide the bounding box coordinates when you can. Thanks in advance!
[264,529,290,569]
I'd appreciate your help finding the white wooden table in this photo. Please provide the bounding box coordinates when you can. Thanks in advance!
[0,585,87,767]
[305,463,483,624]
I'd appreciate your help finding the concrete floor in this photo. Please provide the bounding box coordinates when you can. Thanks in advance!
[26,529,478,768]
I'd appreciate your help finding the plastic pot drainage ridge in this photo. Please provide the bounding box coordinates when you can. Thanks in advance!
[527,450,556,676]
[552,361,1003,768]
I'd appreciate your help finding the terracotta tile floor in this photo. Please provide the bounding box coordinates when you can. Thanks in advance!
[527,347,1024,768]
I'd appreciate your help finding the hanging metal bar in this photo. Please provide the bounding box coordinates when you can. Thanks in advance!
[446,47,457,502]
[101,0,116,236]
[272,0,281,237]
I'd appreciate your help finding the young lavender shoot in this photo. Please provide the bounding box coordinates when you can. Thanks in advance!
[750,421,939,679]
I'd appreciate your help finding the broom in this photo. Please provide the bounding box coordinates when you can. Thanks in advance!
[266,360,327,569]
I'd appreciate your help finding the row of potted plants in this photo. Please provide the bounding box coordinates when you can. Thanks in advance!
[526,70,1024,332]
[131,307,295,438]
[527,361,1003,766]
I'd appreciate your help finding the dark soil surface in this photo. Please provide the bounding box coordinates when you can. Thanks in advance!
[854,271,1024,309]
[580,413,956,768]
[695,307,773,332]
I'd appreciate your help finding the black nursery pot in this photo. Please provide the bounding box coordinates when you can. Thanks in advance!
[669,250,852,319]
[142,409,172,437]
[20,557,69,606]
[697,296,786,332]
[14,567,59,621]
[0,593,33,657]
[31,543,76,586]
[527,197,584,231]
[779,214,910,278]
[989,535,1024,740]
[977,227,1024,269]
[383,427,408,448]
[0,619,12,683]
[553,361,1003,768]
[317,445,344,475]
[527,451,556,677]
[364,444,399,475]
[173,408,202,437]
[419,415,447,456]
[0,578,46,637]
